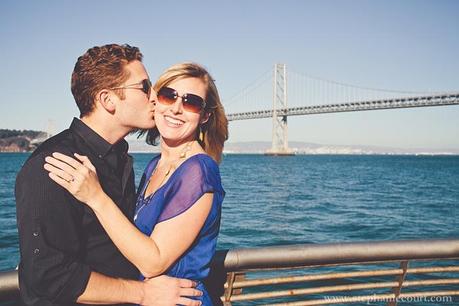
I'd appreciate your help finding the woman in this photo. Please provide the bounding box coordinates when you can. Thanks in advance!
[44,62,228,305]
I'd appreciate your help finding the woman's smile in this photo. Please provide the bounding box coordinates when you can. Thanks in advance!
[164,115,185,127]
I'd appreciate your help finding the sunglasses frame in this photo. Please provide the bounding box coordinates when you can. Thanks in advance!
[157,86,206,113]
[111,79,152,97]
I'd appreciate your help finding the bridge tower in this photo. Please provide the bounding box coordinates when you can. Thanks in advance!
[45,119,55,139]
[266,64,294,155]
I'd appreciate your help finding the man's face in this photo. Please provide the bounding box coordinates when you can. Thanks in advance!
[114,60,156,130]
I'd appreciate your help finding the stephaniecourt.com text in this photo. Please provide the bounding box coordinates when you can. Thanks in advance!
[323,294,453,304]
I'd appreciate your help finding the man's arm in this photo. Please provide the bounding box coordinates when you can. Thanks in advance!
[16,152,91,302]
[78,272,201,305]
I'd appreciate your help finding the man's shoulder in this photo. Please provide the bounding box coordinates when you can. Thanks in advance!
[31,129,74,157]
[18,129,75,180]
[15,128,84,213]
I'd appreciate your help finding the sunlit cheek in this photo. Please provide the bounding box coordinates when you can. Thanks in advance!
[188,114,201,128]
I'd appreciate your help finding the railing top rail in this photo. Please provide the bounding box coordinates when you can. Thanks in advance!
[213,239,459,270]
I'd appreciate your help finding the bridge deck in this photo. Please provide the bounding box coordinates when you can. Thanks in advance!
[227,93,459,121]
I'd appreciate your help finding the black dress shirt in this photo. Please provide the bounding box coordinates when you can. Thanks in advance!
[15,118,138,305]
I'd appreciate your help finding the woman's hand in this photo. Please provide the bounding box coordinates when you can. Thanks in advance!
[44,152,105,208]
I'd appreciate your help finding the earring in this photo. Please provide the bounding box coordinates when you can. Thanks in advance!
[199,126,204,142]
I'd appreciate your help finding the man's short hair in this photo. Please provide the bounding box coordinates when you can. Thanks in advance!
[71,44,143,117]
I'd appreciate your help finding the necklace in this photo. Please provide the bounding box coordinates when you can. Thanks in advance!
[134,142,194,221]
[154,141,193,181]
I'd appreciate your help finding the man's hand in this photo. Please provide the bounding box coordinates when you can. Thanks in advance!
[141,275,203,306]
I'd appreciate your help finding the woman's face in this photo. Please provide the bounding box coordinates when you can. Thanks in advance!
[154,77,207,145]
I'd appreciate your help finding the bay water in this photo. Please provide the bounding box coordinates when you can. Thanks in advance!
[0,153,459,271]
[1,153,458,274]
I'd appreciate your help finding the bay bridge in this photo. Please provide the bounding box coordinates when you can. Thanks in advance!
[225,64,459,155]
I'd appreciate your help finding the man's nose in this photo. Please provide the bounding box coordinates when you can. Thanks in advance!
[149,89,157,104]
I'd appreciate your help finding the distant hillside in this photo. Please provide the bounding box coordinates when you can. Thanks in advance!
[126,139,459,155]
[223,141,459,155]
[0,129,46,152]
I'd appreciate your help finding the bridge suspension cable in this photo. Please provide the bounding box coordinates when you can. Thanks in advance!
[288,69,439,108]
[223,68,272,114]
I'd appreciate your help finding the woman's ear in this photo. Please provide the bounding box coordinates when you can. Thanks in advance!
[200,112,211,124]
[96,89,116,113]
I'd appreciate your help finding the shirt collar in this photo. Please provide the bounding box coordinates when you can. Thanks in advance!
[69,117,129,159]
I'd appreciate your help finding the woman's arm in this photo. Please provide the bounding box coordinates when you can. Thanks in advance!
[92,191,212,277]
[44,152,213,278]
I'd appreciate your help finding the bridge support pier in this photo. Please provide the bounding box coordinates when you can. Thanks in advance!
[266,64,294,156]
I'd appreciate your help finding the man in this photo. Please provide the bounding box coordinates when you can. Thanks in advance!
[15,44,201,305]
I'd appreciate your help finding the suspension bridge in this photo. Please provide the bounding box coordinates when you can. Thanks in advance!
[225,64,459,155]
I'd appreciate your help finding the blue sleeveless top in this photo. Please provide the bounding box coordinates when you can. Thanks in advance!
[134,154,224,305]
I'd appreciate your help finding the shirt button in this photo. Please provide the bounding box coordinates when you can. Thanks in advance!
[33,248,40,254]
[33,232,39,237]
[98,154,103,158]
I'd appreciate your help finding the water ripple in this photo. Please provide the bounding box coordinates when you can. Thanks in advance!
[1,153,458,271]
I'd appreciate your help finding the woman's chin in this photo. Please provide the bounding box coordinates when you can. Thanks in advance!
[160,133,196,146]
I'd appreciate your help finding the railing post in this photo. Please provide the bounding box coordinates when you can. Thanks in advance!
[223,272,235,305]
[388,260,409,306]
[223,272,245,305]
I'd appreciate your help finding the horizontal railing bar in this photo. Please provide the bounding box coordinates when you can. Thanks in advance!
[409,266,459,274]
[266,290,459,306]
[267,293,398,306]
[227,281,399,301]
[227,278,459,302]
[404,278,459,287]
[219,259,459,273]
[216,239,459,270]
[227,266,459,289]
[399,290,459,298]
[226,268,403,288]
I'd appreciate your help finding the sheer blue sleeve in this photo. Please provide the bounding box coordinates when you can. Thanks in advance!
[158,155,222,223]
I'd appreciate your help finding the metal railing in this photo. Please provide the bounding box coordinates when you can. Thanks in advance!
[2,239,459,305]
[0,270,18,301]
[207,239,459,305]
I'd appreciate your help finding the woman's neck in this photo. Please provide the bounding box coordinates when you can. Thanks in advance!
[160,138,197,163]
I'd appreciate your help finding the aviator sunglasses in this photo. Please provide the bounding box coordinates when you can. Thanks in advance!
[157,87,206,113]
[111,79,152,97]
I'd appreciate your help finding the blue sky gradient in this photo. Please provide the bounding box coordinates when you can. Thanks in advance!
[1,0,458,149]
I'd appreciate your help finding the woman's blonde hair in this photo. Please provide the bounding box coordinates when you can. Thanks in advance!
[142,62,228,163]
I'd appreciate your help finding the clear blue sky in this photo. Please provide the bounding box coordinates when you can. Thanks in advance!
[1,0,458,149]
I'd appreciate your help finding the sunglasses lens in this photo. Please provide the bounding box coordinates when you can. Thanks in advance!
[157,87,205,113]
[142,79,152,96]
[157,87,177,105]
[183,94,205,113]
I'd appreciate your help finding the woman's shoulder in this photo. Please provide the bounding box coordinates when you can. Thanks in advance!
[181,153,219,175]
[174,153,222,188]
[191,153,218,166]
